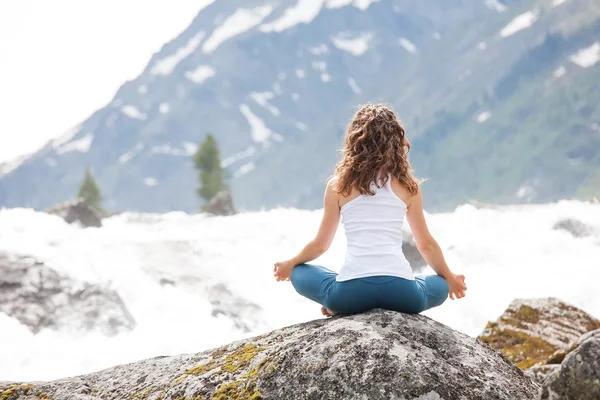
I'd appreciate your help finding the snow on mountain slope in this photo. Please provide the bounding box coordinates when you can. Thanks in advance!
[0,0,497,213]
[204,5,274,52]
[569,41,600,68]
[500,10,540,37]
[151,32,207,76]
[1,0,599,215]
[331,32,373,56]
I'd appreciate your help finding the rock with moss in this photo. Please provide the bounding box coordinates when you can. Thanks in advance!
[0,309,538,399]
[0,252,135,336]
[478,298,600,370]
[539,329,600,399]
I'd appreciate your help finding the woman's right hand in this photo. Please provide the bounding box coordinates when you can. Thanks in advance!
[447,274,467,300]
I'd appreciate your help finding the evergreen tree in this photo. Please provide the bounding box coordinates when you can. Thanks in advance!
[193,133,228,202]
[77,168,102,211]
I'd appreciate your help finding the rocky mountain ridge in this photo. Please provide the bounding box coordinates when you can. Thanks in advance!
[1,0,598,212]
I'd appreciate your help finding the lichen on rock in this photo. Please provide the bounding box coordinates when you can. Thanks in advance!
[478,298,600,369]
[539,329,600,399]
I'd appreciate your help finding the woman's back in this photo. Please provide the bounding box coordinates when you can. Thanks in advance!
[337,175,413,282]
[274,103,466,317]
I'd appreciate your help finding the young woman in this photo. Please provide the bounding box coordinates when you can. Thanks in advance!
[273,104,467,317]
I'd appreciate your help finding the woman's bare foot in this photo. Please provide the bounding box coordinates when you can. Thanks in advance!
[321,306,339,318]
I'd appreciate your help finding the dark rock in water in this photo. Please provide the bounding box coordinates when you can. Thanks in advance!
[552,218,594,238]
[158,277,176,287]
[46,198,103,228]
[479,298,600,370]
[204,191,236,216]
[0,309,539,400]
[0,252,135,336]
[402,233,427,273]
[539,329,600,400]
[207,283,262,333]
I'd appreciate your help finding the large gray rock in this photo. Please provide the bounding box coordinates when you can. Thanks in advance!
[46,198,103,228]
[0,309,538,400]
[539,329,600,400]
[552,218,594,238]
[0,252,135,336]
[204,191,236,216]
[527,364,561,386]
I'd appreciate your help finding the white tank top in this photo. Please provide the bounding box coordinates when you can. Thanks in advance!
[336,175,414,282]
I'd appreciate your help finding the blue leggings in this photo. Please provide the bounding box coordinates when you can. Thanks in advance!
[290,264,449,315]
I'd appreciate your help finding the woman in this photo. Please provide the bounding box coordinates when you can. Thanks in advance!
[273,104,467,317]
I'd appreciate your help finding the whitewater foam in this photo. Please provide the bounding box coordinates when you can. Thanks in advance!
[1,201,599,381]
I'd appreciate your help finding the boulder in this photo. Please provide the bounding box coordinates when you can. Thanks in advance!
[46,198,103,228]
[478,298,600,369]
[204,191,236,216]
[0,252,135,336]
[402,233,427,273]
[539,329,600,399]
[552,218,594,238]
[0,309,538,400]
[526,364,561,386]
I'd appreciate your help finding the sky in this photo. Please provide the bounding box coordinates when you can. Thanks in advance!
[0,1,210,164]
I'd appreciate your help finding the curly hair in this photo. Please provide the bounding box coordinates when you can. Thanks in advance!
[333,103,420,197]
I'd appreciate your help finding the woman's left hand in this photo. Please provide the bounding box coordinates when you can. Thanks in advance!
[273,260,295,281]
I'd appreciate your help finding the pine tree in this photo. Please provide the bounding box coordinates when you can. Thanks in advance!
[193,133,228,202]
[77,168,102,211]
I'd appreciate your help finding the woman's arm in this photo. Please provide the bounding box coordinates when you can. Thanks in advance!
[274,182,340,281]
[406,188,467,299]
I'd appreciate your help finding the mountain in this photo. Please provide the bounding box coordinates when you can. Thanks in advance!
[1,0,599,212]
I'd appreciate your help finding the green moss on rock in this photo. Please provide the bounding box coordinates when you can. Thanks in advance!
[514,305,540,323]
[130,387,153,399]
[480,328,556,369]
[1,385,35,400]
[546,350,567,365]
[183,343,268,399]
[221,344,263,373]
[213,378,262,400]
[485,321,498,329]
[187,343,263,376]
[479,299,600,371]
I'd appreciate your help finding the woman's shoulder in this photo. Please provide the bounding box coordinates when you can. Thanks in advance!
[389,177,420,207]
